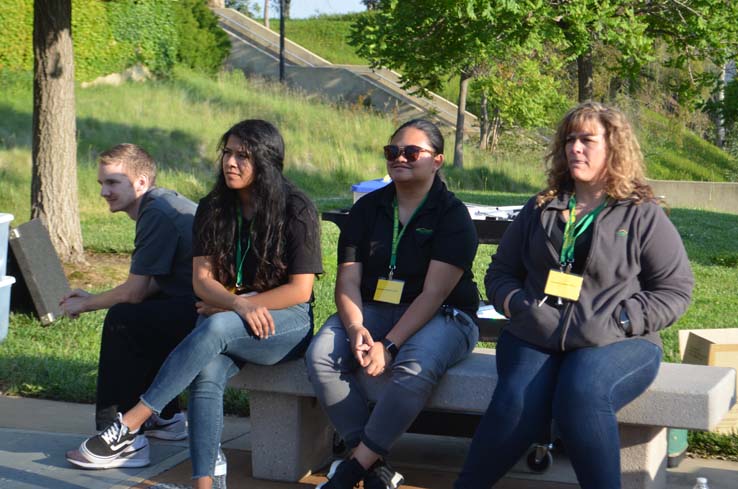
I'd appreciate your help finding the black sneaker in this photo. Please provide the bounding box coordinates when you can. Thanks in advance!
[67,413,150,469]
[316,458,367,489]
[364,461,405,489]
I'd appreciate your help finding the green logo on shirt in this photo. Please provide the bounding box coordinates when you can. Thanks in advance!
[616,228,628,237]
[415,227,434,235]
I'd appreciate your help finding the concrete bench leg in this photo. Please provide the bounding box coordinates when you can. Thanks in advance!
[249,391,334,481]
[620,424,667,489]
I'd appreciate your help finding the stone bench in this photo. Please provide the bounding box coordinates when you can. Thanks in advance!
[228,347,736,489]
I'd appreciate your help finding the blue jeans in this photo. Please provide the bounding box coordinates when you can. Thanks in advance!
[306,302,479,456]
[454,331,661,489]
[140,302,313,479]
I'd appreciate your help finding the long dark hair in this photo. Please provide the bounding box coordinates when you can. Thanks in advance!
[196,119,319,291]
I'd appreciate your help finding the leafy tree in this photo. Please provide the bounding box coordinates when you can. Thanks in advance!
[361,0,382,10]
[351,0,542,168]
[472,46,568,152]
[32,0,84,262]
[547,0,738,103]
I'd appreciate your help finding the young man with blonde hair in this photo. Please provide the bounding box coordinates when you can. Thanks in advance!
[61,144,198,467]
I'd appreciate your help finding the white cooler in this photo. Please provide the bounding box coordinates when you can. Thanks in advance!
[0,275,16,343]
[0,213,13,277]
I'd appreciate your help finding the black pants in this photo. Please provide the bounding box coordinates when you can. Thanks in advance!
[95,294,198,430]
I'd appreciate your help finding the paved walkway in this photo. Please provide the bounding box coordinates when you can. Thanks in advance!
[0,395,735,488]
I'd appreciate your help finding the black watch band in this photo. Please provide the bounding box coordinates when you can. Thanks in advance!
[381,338,399,360]
[619,308,633,336]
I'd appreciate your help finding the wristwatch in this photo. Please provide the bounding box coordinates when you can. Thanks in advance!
[619,308,633,337]
[381,338,399,360]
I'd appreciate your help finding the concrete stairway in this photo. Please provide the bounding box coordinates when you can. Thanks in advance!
[213,7,478,134]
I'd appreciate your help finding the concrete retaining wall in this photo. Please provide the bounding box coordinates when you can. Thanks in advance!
[225,32,444,123]
[648,179,738,214]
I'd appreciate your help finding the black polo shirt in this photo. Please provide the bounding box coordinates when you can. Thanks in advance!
[193,191,323,292]
[338,175,479,314]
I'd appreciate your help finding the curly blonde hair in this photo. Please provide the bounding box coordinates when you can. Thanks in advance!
[537,102,654,207]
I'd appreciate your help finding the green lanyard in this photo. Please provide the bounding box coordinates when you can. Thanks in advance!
[236,206,251,289]
[389,194,428,279]
[560,194,607,267]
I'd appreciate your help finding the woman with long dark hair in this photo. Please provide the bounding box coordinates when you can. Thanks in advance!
[67,120,323,489]
[307,119,480,489]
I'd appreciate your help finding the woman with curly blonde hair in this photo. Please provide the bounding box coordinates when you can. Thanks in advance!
[455,102,694,489]
[539,101,653,206]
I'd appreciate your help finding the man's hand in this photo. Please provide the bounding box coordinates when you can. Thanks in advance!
[364,342,390,377]
[59,289,92,319]
[233,296,274,339]
[346,324,374,367]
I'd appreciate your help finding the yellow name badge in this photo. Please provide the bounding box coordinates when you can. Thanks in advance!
[373,278,405,304]
[544,269,584,302]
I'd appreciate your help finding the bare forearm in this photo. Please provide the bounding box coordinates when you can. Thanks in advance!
[194,277,312,312]
[336,287,364,329]
[86,282,151,311]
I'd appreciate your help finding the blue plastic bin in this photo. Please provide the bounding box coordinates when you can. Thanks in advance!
[351,178,391,202]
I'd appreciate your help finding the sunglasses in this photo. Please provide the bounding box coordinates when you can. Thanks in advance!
[383,145,435,162]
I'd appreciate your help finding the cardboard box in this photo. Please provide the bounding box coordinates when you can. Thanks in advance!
[679,328,738,434]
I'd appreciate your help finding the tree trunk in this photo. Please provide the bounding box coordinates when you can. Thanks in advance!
[264,0,269,28]
[479,91,489,150]
[489,107,502,153]
[577,47,594,102]
[453,73,470,169]
[716,63,726,148]
[32,0,84,263]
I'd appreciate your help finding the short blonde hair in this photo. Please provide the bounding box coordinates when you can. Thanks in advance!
[538,102,654,206]
[98,143,157,185]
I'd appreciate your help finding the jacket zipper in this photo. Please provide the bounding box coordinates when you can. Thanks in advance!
[558,206,605,351]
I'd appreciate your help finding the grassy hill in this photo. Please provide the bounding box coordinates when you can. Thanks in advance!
[264,14,738,183]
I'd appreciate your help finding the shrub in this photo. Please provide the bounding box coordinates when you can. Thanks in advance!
[172,0,230,75]
[0,0,230,80]
[107,0,179,76]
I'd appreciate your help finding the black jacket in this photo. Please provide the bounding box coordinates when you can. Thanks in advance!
[486,193,694,351]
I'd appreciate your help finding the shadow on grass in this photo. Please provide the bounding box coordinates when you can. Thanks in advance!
[667,208,738,267]
[0,104,209,173]
[0,353,97,404]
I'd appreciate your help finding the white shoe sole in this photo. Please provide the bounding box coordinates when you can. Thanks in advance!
[144,428,188,441]
[68,435,150,469]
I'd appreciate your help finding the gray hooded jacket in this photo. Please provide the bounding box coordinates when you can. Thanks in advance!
[486,193,694,351]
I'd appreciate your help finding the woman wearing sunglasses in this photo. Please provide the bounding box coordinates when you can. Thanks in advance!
[307,119,480,489]
[67,120,322,489]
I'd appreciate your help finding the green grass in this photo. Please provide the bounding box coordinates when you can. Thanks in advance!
[1,68,738,456]
[268,16,369,66]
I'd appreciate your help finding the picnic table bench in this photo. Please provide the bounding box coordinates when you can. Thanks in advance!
[229,350,736,489]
